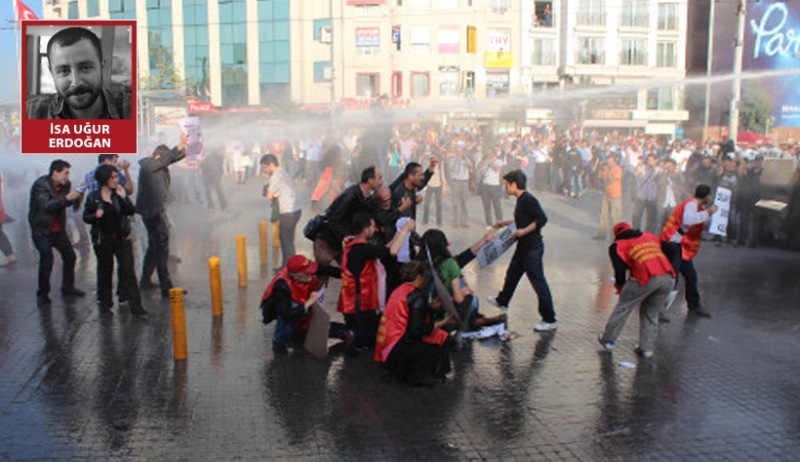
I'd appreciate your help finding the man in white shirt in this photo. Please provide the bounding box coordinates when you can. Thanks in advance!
[261,154,301,268]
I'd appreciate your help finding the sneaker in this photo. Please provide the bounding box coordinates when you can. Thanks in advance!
[534,321,557,332]
[0,255,17,267]
[658,312,671,323]
[597,334,615,350]
[37,294,52,306]
[130,305,148,316]
[688,307,712,318]
[634,347,654,359]
[485,295,508,310]
[61,287,86,297]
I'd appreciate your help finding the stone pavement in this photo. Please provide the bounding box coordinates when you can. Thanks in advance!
[1,180,799,461]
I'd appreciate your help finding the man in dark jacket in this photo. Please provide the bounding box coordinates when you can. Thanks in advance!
[28,159,85,305]
[137,133,187,298]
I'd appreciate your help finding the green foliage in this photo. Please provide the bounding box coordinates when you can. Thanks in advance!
[738,83,773,134]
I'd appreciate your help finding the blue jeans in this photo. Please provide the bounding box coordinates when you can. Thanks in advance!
[496,245,555,323]
[273,302,346,348]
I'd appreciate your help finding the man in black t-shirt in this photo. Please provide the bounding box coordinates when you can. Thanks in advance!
[486,170,557,332]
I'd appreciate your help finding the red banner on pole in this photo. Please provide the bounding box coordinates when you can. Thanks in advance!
[16,0,39,21]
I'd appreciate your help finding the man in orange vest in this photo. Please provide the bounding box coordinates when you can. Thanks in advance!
[659,184,718,317]
[598,222,676,358]
[338,211,416,352]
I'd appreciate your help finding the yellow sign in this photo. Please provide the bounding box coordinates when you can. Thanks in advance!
[485,51,513,69]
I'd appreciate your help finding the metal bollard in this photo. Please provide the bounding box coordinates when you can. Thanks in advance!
[208,257,223,317]
[259,222,268,267]
[170,287,188,361]
[236,235,247,287]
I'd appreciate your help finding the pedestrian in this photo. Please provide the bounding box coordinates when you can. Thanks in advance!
[595,155,623,239]
[660,184,718,317]
[447,146,471,228]
[478,148,504,227]
[28,159,86,305]
[137,132,188,298]
[375,261,454,386]
[486,170,557,332]
[200,147,228,211]
[737,155,763,247]
[422,147,446,226]
[82,165,146,315]
[261,154,301,269]
[632,154,660,233]
[597,222,675,358]
[0,170,17,267]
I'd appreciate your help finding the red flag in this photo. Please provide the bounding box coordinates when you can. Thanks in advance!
[16,0,39,21]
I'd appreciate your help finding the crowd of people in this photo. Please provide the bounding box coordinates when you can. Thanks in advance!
[2,118,800,387]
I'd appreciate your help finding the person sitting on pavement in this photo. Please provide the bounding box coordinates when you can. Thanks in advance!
[597,222,675,359]
[338,212,416,353]
[260,254,343,355]
[82,165,147,316]
[375,261,454,386]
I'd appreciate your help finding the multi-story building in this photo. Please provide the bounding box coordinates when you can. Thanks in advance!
[42,0,688,133]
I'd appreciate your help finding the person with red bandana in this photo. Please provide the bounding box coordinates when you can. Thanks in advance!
[597,222,676,359]
[375,261,454,386]
[338,211,416,353]
[659,184,718,318]
[260,254,342,355]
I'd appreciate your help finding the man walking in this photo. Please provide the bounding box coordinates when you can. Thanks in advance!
[595,155,623,239]
[487,170,557,332]
[597,222,675,358]
[137,133,187,298]
[261,154,301,268]
[28,160,86,305]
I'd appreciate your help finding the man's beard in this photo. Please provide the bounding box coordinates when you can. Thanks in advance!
[62,84,102,111]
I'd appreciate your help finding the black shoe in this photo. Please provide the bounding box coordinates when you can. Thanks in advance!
[118,296,128,305]
[130,306,148,315]
[37,294,52,306]
[61,287,86,297]
[340,330,358,357]
[688,307,712,318]
[140,281,159,291]
[162,288,188,299]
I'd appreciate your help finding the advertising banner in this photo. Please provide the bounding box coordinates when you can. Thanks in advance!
[355,27,380,47]
[20,20,137,154]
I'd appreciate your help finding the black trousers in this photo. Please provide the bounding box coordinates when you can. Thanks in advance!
[32,230,76,296]
[203,175,227,210]
[94,235,142,309]
[480,184,503,226]
[141,212,173,293]
[423,186,442,226]
[661,241,701,310]
[278,210,301,268]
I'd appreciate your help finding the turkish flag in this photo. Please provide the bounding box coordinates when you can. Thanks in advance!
[16,0,39,21]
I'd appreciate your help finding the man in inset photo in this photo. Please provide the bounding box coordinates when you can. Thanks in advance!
[26,26,131,120]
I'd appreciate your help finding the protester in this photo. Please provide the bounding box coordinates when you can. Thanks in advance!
[486,170,557,332]
[137,132,188,298]
[660,184,718,317]
[0,170,16,267]
[422,147,446,226]
[261,154,301,268]
[82,165,146,315]
[200,147,228,211]
[447,146,472,228]
[597,222,675,358]
[375,261,454,386]
[83,154,134,196]
[478,148,505,227]
[389,160,437,221]
[632,155,659,233]
[28,160,85,305]
[595,155,623,239]
[656,158,686,231]
[737,155,763,247]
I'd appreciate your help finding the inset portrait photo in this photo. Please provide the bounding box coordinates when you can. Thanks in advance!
[21,20,137,154]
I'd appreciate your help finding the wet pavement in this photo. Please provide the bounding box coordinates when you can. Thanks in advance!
[1,181,799,461]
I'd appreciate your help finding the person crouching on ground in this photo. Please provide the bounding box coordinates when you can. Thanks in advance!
[597,222,675,358]
[375,261,454,386]
[260,254,343,355]
[82,165,146,315]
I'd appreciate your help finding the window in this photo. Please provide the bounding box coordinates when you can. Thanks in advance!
[439,71,459,97]
[620,39,647,66]
[531,39,555,65]
[313,18,331,41]
[67,1,78,19]
[408,0,430,7]
[621,0,648,27]
[463,71,475,91]
[577,37,604,64]
[656,42,676,67]
[411,72,430,97]
[488,0,509,14]
[409,26,430,53]
[356,27,380,55]
[314,61,331,82]
[439,0,458,7]
[577,0,605,26]
[357,73,380,98]
[110,0,135,18]
[647,86,675,110]
[533,1,554,28]
[439,27,459,53]
[486,71,509,97]
[87,0,100,17]
[658,3,678,31]
[391,71,402,97]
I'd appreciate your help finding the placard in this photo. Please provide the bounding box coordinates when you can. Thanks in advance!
[21,20,137,154]
[303,304,330,360]
[178,117,202,162]
[477,224,517,268]
[709,187,731,236]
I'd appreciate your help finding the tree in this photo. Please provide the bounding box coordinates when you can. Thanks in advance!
[738,82,773,134]
[141,35,184,91]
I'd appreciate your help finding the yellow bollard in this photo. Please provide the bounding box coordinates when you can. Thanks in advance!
[259,221,268,267]
[170,287,188,361]
[208,257,223,317]
[236,235,248,287]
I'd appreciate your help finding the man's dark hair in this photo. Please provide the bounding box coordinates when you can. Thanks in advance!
[98,154,117,164]
[260,154,279,166]
[94,164,116,186]
[153,144,172,158]
[49,159,71,175]
[47,26,103,64]
[361,166,377,184]
[404,162,422,176]
[502,169,527,190]
[399,261,426,283]
[694,184,712,199]
[351,211,375,235]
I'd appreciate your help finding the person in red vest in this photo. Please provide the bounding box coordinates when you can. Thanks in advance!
[597,222,676,358]
[659,184,718,317]
[260,254,342,355]
[338,211,416,352]
[375,261,454,386]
